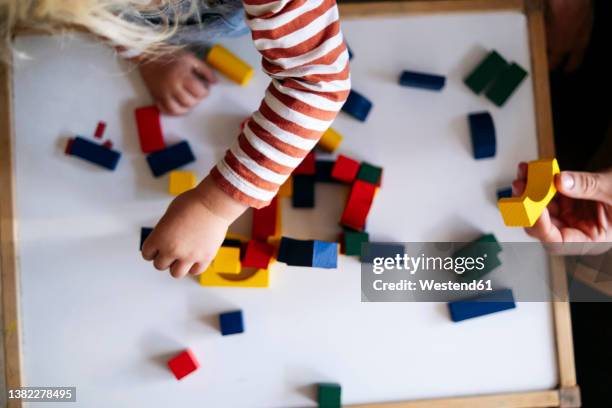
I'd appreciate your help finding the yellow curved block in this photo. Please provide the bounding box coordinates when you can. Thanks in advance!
[206,44,254,86]
[199,266,269,288]
[498,158,560,227]
[318,128,343,152]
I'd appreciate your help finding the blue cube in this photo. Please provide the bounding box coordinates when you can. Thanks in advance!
[312,241,338,269]
[342,89,372,122]
[219,310,244,336]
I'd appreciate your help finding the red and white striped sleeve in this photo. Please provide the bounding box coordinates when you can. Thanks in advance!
[210,0,351,208]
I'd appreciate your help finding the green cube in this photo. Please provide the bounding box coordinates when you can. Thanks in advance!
[318,383,341,408]
[485,62,528,107]
[356,162,382,185]
[453,233,502,282]
[344,230,369,256]
[464,50,509,94]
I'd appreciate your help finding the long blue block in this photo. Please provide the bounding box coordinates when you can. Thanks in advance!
[342,89,372,122]
[146,141,195,177]
[448,289,516,322]
[399,70,446,91]
[277,237,314,267]
[360,243,405,264]
[67,136,121,170]
[468,112,496,159]
[312,241,338,269]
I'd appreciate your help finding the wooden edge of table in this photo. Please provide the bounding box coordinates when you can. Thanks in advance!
[339,0,524,18]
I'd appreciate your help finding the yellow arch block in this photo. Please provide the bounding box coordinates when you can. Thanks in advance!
[199,266,270,288]
[206,44,254,86]
[498,158,560,227]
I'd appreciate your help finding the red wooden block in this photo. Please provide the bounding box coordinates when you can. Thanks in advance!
[340,180,376,230]
[135,105,165,153]
[252,196,278,240]
[242,240,274,269]
[331,154,360,183]
[64,138,74,155]
[102,140,113,149]
[167,349,199,380]
[94,121,106,139]
[293,151,316,175]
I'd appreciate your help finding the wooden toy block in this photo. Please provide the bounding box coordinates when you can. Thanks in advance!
[102,140,113,149]
[448,288,516,322]
[278,177,293,198]
[318,383,341,408]
[135,105,166,154]
[94,121,106,139]
[206,44,254,86]
[398,70,446,91]
[498,158,560,227]
[356,162,383,185]
[219,310,244,336]
[243,240,274,269]
[225,232,250,242]
[167,349,199,380]
[315,160,338,183]
[212,247,241,275]
[360,242,405,263]
[293,151,316,175]
[464,50,509,94]
[66,136,121,170]
[140,227,153,250]
[146,141,196,177]
[468,112,496,159]
[169,170,197,196]
[312,241,338,269]
[222,238,243,248]
[485,62,528,107]
[343,230,369,256]
[347,43,353,60]
[277,237,314,267]
[496,187,513,200]
[252,197,278,240]
[453,234,502,282]
[292,175,315,208]
[340,180,377,231]
[199,265,270,288]
[318,128,343,153]
[331,154,360,183]
[341,89,372,122]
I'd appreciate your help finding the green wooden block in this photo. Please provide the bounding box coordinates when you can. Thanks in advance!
[485,62,528,107]
[464,50,509,94]
[356,162,382,185]
[344,230,369,256]
[453,234,502,282]
[318,383,341,408]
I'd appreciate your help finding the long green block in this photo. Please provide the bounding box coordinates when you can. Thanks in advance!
[318,383,341,408]
[344,230,369,256]
[464,50,509,94]
[453,234,502,282]
[485,62,528,106]
[356,162,382,185]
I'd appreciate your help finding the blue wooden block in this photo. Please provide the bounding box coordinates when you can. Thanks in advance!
[342,89,372,122]
[140,227,153,250]
[448,289,516,322]
[67,136,121,170]
[277,237,314,267]
[347,44,353,60]
[146,141,195,177]
[468,112,496,159]
[292,175,315,208]
[219,310,244,335]
[315,160,339,183]
[360,243,405,264]
[398,70,446,91]
[496,187,513,200]
[312,241,338,269]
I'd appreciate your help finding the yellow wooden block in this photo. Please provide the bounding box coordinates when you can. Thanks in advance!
[169,171,196,196]
[498,158,560,227]
[278,177,293,198]
[318,127,343,152]
[225,232,249,243]
[199,265,270,288]
[206,44,254,86]
[212,247,241,274]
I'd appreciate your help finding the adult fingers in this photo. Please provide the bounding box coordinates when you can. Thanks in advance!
[556,171,612,204]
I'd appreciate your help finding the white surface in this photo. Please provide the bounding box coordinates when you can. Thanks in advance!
[13,10,557,408]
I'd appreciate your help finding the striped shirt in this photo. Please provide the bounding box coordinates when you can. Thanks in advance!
[210,0,351,208]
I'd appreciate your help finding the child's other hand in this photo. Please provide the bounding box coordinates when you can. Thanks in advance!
[141,176,247,278]
[138,50,218,116]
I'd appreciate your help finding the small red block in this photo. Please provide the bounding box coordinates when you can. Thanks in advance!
[293,151,316,175]
[242,240,274,269]
[102,140,113,149]
[331,155,360,183]
[167,349,199,380]
[252,197,278,240]
[64,138,74,155]
[340,180,376,230]
[94,121,106,139]
[135,105,166,154]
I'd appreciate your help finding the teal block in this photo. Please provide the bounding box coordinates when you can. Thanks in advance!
[485,62,528,106]
[356,162,382,185]
[318,383,341,408]
[464,50,509,94]
[344,231,369,256]
[453,234,502,282]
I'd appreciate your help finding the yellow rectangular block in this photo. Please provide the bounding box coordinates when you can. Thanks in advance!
[278,177,293,198]
[199,266,270,288]
[169,171,197,196]
[206,44,254,86]
[318,127,343,152]
[212,246,241,274]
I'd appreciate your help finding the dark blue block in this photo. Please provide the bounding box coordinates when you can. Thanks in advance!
[468,112,496,159]
[360,243,405,264]
[277,237,314,267]
[219,310,244,335]
[347,44,353,60]
[448,289,516,322]
[496,187,513,200]
[342,89,372,122]
[146,141,195,177]
[68,136,121,170]
[315,160,338,183]
[140,227,153,250]
[398,70,446,91]
[222,238,243,248]
[292,175,315,208]
[312,241,338,269]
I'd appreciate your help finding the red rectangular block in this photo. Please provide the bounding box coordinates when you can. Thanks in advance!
[242,240,274,269]
[340,180,376,230]
[293,151,316,175]
[94,121,106,139]
[331,154,360,183]
[135,105,165,153]
[252,197,278,240]
[167,349,199,380]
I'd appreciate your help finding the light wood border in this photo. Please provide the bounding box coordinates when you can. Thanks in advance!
[0,0,578,407]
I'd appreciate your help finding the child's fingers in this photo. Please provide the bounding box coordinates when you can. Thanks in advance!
[193,60,218,84]
[188,262,205,276]
[173,90,197,108]
[184,79,209,99]
[153,253,176,271]
[141,243,158,261]
[158,98,188,116]
[169,260,193,279]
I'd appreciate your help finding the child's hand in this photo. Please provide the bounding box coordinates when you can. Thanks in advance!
[137,50,218,116]
[141,176,248,278]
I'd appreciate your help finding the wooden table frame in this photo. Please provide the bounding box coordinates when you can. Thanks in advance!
[0,0,579,406]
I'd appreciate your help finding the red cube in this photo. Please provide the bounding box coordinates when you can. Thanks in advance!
[167,349,199,380]
[331,155,360,183]
[242,240,274,269]
[252,197,278,240]
[293,151,316,175]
